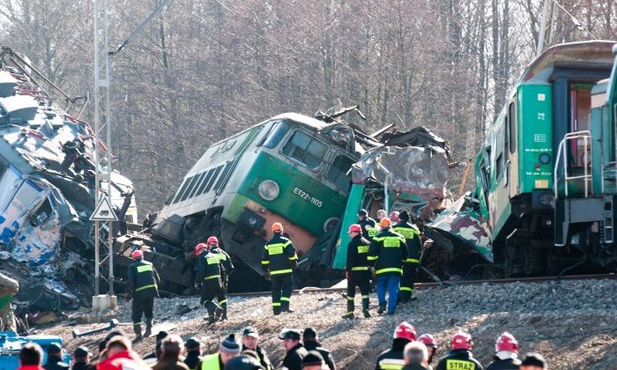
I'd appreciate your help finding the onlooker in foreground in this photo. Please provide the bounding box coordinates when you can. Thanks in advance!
[152,334,189,370]
[184,337,203,369]
[43,343,68,370]
[302,351,327,370]
[519,353,547,370]
[302,328,336,370]
[196,333,242,369]
[18,342,45,370]
[241,326,272,370]
[71,346,90,370]
[224,354,265,370]
[279,329,308,370]
[98,335,150,370]
[402,341,430,370]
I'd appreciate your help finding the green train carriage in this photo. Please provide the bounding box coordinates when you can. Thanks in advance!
[151,112,361,290]
[477,40,617,276]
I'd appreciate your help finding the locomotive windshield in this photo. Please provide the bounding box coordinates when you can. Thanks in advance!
[325,154,354,190]
[281,130,328,170]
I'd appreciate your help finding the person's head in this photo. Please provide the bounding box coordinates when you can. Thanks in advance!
[46,342,63,360]
[242,327,260,350]
[417,334,438,363]
[195,243,208,256]
[451,331,473,351]
[220,333,242,364]
[389,211,400,222]
[206,236,219,249]
[403,341,429,366]
[380,217,392,229]
[301,350,325,370]
[279,329,301,351]
[399,210,410,222]
[19,342,43,366]
[495,332,518,354]
[155,330,170,358]
[357,209,368,221]
[224,354,265,370]
[106,335,131,357]
[130,249,144,260]
[272,222,284,234]
[348,224,362,238]
[394,322,417,342]
[185,337,202,354]
[302,327,319,343]
[376,209,387,220]
[73,346,90,363]
[520,352,547,370]
[161,334,183,360]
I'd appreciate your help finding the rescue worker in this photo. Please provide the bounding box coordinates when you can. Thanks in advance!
[374,322,417,370]
[279,329,308,370]
[302,328,336,370]
[261,222,298,315]
[357,209,378,240]
[417,334,438,366]
[435,331,483,370]
[195,333,242,369]
[519,353,546,370]
[43,343,68,370]
[392,211,421,303]
[368,218,407,315]
[343,224,371,319]
[241,326,273,370]
[194,242,224,323]
[207,236,235,320]
[486,332,520,370]
[125,250,160,342]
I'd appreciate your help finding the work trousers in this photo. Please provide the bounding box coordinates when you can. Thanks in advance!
[346,270,371,315]
[270,274,293,315]
[376,274,401,315]
[399,263,418,302]
[131,297,154,324]
[200,279,222,317]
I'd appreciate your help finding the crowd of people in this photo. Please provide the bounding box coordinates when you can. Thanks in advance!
[16,323,548,370]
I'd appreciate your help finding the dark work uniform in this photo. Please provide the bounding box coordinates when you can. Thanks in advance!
[195,250,223,322]
[304,341,336,370]
[374,338,409,370]
[209,246,234,320]
[44,356,69,370]
[183,350,202,370]
[358,216,378,240]
[393,221,421,302]
[126,257,160,337]
[282,343,308,370]
[261,233,298,315]
[485,356,520,370]
[345,233,371,317]
[435,349,484,370]
[368,228,407,315]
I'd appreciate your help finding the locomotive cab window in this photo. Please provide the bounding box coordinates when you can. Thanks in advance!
[325,154,354,190]
[281,131,328,170]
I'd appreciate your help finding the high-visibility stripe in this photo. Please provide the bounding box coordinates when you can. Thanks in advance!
[136,265,153,273]
[367,256,377,261]
[378,358,405,370]
[219,299,227,305]
[204,275,220,280]
[272,302,281,307]
[280,297,290,302]
[346,296,354,301]
[270,269,293,275]
[404,258,420,263]
[266,241,291,255]
[375,268,402,275]
[358,245,369,254]
[288,256,298,261]
[135,284,156,292]
[400,287,412,292]
[361,295,369,299]
[351,266,369,271]
[133,322,141,327]
[261,260,270,265]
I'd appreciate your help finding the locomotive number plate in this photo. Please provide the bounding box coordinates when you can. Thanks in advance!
[292,187,323,208]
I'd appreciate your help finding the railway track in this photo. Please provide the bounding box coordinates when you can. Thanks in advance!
[228,273,617,297]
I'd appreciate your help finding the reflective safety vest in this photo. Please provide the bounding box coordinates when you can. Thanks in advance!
[346,234,370,272]
[368,229,407,275]
[393,222,421,263]
[127,259,159,299]
[261,234,298,275]
[201,353,222,370]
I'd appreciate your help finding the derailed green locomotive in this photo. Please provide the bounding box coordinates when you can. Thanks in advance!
[430,41,617,277]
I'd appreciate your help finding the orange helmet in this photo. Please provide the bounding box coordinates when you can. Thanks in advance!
[393,322,417,341]
[418,334,438,348]
[348,224,362,234]
[380,217,392,228]
[495,332,518,353]
[206,236,219,247]
[451,331,473,350]
[130,250,143,259]
[272,222,284,233]
[194,243,208,256]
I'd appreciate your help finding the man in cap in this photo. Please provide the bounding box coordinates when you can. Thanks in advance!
[279,329,308,370]
[43,343,68,370]
[302,328,335,370]
[72,346,90,370]
[357,209,378,240]
[184,337,202,369]
[368,218,407,315]
[197,333,242,369]
[519,353,547,370]
[125,249,160,342]
[392,210,421,303]
[343,224,372,319]
[261,222,299,315]
[18,342,45,370]
[301,351,326,370]
[242,327,272,370]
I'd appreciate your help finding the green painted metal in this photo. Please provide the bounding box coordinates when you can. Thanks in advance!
[332,184,366,269]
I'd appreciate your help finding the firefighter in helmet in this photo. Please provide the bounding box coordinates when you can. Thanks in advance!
[486,332,520,370]
[417,334,438,365]
[375,322,417,370]
[342,223,371,319]
[125,249,160,342]
[392,210,421,303]
[206,236,234,320]
[435,331,484,370]
[261,222,298,315]
[194,242,224,323]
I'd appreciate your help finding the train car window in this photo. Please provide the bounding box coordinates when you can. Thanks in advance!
[171,177,192,204]
[262,120,288,148]
[187,172,208,199]
[180,174,201,202]
[204,165,224,193]
[214,161,234,192]
[325,154,354,190]
[281,131,328,170]
[196,168,215,196]
[508,102,516,154]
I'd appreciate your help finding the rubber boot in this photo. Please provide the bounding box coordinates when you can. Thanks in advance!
[132,323,142,343]
[221,305,228,321]
[377,304,386,315]
[342,300,355,319]
[144,318,153,337]
[362,298,371,318]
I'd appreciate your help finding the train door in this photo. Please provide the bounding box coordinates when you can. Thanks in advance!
[507,101,519,198]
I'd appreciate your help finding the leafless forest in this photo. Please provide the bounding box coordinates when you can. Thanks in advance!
[1,0,616,215]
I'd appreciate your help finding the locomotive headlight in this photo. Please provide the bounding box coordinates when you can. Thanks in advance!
[539,153,551,165]
[258,180,280,201]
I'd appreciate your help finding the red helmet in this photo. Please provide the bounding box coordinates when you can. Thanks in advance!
[130,250,143,259]
[451,331,473,350]
[495,332,518,353]
[348,224,362,234]
[393,322,417,341]
[194,243,208,256]
[389,211,400,222]
[272,222,284,233]
[206,236,219,247]
[418,334,437,348]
